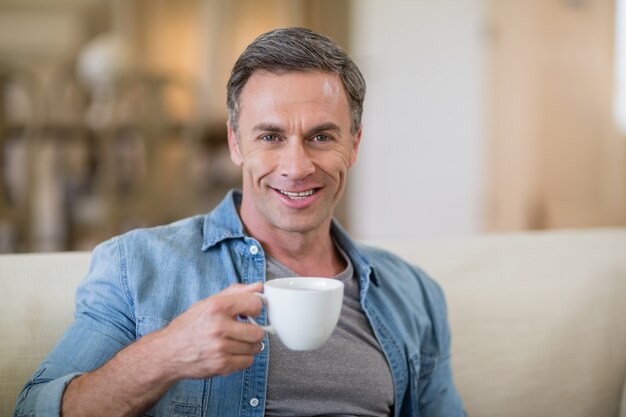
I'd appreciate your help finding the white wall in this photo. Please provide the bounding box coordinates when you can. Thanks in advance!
[348,0,486,239]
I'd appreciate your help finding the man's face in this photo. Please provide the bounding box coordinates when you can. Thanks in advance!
[228,70,361,236]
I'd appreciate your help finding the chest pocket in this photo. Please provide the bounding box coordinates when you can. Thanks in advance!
[137,316,208,417]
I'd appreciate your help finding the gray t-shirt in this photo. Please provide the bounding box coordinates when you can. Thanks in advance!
[264,248,394,416]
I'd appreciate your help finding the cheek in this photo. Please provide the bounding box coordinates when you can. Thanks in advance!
[242,150,277,179]
[315,151,352,180]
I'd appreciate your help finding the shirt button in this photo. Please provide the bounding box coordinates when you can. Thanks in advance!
[249,245,259,255]
[260,342,265,351]
[250,398,259,407]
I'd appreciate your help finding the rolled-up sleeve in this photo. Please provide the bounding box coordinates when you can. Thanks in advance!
[14,238,137,416]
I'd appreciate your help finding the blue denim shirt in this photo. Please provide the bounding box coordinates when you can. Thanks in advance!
[15,190,465,417]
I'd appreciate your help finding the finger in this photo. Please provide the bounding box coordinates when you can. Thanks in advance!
[225,320,266,343]
[222,282,263,295]
[217,354,257,376]
[221,291,264,318]
[219,339,264,356]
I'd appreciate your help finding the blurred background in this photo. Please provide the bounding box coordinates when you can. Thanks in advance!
[0,0,624,253]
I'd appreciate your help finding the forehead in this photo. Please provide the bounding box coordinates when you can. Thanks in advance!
[237,70,351,127]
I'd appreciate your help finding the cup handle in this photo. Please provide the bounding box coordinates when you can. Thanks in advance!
[247,292,276,334]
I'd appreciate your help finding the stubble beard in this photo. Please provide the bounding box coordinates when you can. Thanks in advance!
[260,198,335,235]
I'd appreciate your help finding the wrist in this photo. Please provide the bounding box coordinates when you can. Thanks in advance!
[116,331,181,390]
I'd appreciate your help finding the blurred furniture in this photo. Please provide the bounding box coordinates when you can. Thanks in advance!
[1,228,626,416]
[0,59,237,253]
[0,65,38,252]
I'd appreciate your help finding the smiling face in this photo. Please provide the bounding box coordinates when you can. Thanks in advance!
[228,70,361,238]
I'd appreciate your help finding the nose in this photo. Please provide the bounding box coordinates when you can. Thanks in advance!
[279,140,316,180]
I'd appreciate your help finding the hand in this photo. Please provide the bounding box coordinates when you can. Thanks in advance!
[60,283,265,417]
[140,282,266,381]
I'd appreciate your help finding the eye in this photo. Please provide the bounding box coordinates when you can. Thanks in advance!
[311,134,330,142]
[260,134,279,142]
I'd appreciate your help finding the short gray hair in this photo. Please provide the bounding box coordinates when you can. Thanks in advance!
[226,27,366,135]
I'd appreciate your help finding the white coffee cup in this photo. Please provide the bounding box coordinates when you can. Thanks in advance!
[249,277,344,351]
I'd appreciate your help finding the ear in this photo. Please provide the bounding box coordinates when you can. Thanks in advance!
[348,127,362,168]
[227,122,243,166]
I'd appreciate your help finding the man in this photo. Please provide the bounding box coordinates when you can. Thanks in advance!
[15,27,466,417]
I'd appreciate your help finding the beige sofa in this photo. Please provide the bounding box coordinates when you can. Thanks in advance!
[1,228,626,416]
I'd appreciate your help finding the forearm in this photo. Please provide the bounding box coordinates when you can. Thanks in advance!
[56,283,264,417]
[61,333,177,417]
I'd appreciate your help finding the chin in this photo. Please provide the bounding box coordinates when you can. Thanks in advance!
[274,221,319,234]
[270,214,327,234]
[264,201,335,234]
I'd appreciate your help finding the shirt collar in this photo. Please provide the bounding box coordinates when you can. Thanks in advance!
[200,189,376,284]
[331,218,376,286]
[201,189,247,251]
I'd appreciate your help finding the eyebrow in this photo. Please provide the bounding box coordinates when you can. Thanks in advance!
[305,123,342,137]
[252,123,285,133]
[251,122,342,137]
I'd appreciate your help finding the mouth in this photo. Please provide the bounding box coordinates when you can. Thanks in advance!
[276,188,319,200]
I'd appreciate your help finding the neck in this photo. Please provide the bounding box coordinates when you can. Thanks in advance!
[263,229,346,277]
[239,210,345,277]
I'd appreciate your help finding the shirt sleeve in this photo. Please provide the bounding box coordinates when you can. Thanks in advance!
[418,355,467,416]
[415,273,467,417]
[14,238,137,417]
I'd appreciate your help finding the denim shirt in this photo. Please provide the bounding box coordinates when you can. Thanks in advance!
[15,190,465,417]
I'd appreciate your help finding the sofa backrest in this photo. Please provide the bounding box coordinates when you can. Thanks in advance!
[0,252,91,416]
[2,228,626,417]
[369,228,626,417]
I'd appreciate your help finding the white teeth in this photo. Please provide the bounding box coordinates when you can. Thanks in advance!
[279,189,315,199]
